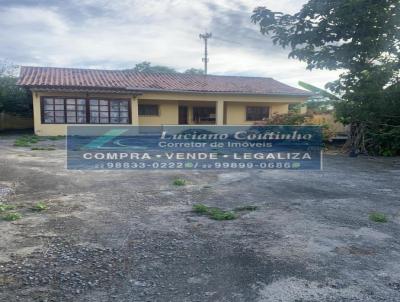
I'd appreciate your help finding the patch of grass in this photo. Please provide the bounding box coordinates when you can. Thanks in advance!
[32,202,48,212]
[369,212,388,223]
[14,135,63,148]
[173,178,186,186]
[14,139,32,147]
[193,203,209,214]
[31,146,56,151]
[14,135,39,147]
[234,205,258,212]
[0,203,15,213]
[3,212,22,221]
[192,203,237,221]
[208,208,236,220]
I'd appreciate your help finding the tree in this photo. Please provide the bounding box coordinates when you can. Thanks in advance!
[252,0,400,155]
[184,68,204,75]
[0,62,32,117]
[128,61,177,73]
[128,62,204,75]
[298,81,338,113]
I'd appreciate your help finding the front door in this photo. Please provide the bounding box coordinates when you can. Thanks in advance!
[192,107,216,124]
[178,106,188,124]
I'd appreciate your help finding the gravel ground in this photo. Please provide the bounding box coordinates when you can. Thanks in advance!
[0,135,400,301]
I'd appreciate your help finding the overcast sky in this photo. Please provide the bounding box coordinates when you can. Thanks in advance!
[0,0,340,88]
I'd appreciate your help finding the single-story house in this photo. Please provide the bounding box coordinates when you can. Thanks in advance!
[18,66,311,136]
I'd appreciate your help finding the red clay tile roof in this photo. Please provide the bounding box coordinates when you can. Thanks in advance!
[18,66,311,97]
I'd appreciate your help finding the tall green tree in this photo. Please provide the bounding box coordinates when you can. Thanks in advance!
[0,62,32,117]
[184,68,204,75]
[252,0,400,155]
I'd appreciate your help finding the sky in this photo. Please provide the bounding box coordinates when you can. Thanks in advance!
[0,0,341,88]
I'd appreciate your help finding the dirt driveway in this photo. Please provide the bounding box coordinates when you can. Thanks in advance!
[0,135,400,302]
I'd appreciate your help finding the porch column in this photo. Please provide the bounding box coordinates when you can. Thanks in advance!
[131,96,139,126]
[216,100,224,125]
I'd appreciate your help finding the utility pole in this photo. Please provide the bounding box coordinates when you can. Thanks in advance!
[199,32,212,75]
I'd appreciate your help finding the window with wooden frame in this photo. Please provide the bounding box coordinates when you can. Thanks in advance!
[138,104,159,116]
[41,97,130,124]
[42,98,68,124]
[89,99,130,124]
[245,106,270,121]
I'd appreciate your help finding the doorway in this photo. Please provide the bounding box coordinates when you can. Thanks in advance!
[178,106,188,124]
[192,106,216,124]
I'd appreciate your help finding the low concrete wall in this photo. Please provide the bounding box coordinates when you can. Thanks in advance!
[0,112,33,131]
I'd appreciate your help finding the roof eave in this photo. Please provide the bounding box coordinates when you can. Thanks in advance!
[127,87,312,97]
[19,84,311,98]
[24,85,143,95]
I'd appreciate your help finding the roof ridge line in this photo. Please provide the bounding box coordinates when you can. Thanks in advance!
[20,66,275,80]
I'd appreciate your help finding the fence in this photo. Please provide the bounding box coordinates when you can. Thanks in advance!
[0,112,33,131]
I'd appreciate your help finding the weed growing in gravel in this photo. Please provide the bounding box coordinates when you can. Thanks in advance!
[192,204,237,220]
[369,212,388,223]
[173,178,186,186]
[14,135,62,148]
[3,212,22,221]
[32,202,48,212]
[0,203,15,212]
[208,208,236,220]
[31,146,56,151]
[14,135,39,147]
[193,203,209,214]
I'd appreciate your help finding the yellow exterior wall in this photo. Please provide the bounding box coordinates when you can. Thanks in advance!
[33,92,66,136]
[225,102,289,125]
[138,100,178,125]
[31,90,306,136]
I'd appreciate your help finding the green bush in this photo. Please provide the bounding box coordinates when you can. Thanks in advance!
[255,112,310,125]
